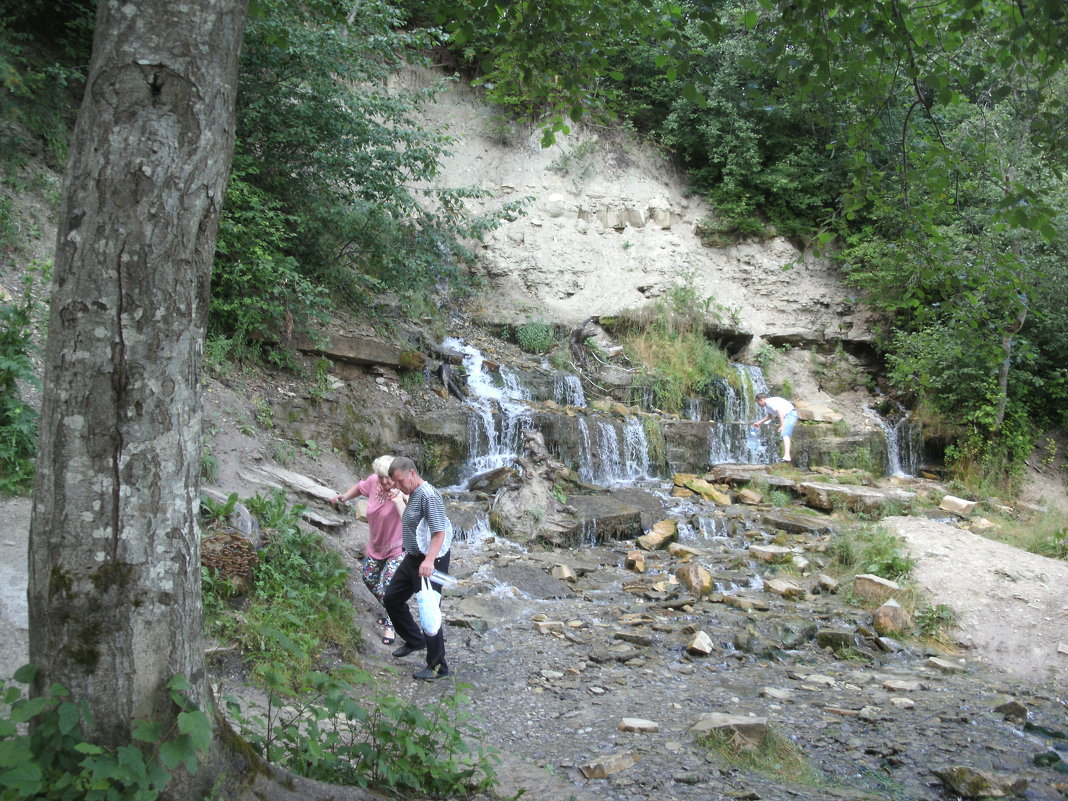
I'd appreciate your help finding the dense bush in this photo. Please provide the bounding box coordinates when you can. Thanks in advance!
[0,277,39,495]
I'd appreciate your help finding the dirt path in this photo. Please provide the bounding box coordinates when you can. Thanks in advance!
[884,515,1068,688]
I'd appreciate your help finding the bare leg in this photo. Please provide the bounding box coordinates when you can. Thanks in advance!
[782,435,792,462]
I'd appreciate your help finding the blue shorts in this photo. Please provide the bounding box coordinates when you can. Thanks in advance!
[781,410,798,437]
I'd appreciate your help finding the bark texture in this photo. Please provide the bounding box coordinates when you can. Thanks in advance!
[28,0,247,752]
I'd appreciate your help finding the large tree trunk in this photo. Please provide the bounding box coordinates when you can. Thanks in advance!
[27,0,247,790]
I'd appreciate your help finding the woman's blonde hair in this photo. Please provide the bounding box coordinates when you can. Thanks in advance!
[371,454,395,478]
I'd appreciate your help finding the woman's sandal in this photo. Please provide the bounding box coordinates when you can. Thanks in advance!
[381,624,396,646]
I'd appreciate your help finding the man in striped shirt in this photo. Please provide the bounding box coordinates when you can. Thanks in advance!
[384,456,453,680]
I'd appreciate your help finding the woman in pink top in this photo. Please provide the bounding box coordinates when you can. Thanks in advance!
[331,454,406,644]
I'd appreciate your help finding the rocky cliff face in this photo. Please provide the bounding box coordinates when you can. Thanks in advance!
[404,67,879,357]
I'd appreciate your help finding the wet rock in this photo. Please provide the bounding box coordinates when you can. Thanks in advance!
[534,620,565,634]
[638,519,677,550]
[932,765,1028,798]
[676,563,713,596]
[667,542,706,559]
[625,550,646,572]
[852,573,901,603]
[619,718,659,733]
[993,699,1028,722]
[816,574,840,593]
[690,713,768,747]
[685,478,732,505]
[613,631,654,647]
[551,564,577,582]
[725,594,770,612]
[872,598,910,635]
[492,562,575,599]
[765,577,805,599]
[816,627,859,651]
[759,687,795,701]
[553,494,646,546]
[927,656,966,674]
[883,679,925,692]
[757,509,834,536]
[579,751,639,778]
[749,544,792,563]
[687,631,714,655]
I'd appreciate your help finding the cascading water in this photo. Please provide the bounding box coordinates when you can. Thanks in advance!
[707,363,774,464]
[444,337,533,485]
[864,400,923,477]
[553,374,587,407]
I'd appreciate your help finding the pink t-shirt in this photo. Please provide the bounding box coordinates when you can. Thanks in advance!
[356,475,404,560]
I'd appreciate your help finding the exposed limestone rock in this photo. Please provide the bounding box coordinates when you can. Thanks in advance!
[625,550,646,573]
[853,573,901,603]
[816,628,858,650]
[932,765,1029,798]
[534,621,565,634]
[690,713,768,747]
[619,718,660,733]
[579,751,639,779]
[676,563,713,596]
[927,656,966,674]
[738,488,763,504]
[638,519,677,550]
[993,699,1028,722]
[816,574,840,593]
[883,679,925,692]
[684,478,732,505]
[795,402,844,423]
[940,495,978,515]
[873,598,911,635]
[765,577,805,599]
[686,631,714,655]
[552,564,577,582]
[798,481,916,514]
[725,594,770,612]
[667,542,706,559]
[749,544,793,563]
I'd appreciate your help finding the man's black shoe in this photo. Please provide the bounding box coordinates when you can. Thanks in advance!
[413,665,449,681]
[392,643,426,658]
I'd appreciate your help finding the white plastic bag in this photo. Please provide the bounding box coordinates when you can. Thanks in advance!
[415,577,442,636]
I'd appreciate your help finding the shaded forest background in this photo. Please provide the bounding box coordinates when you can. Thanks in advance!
[2,0,1068,494]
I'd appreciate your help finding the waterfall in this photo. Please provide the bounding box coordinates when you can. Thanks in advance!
[864,401,923,477]
[622,417,650,480]
[554,373,587,407]
[444,337,532,485]
[594,419,623,485]
[707,363,774,465]
[576,416,594,483]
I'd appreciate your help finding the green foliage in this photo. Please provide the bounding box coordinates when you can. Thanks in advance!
[213,0,525,347]
[0,275,39,495]
[915,604,957,640]
[0,666,209,801]
[698,724,820,784]
[829,524,915,582]
[225,667,498,796]
[202,491,358,679]
[767,488,791,508]
[611,277,737,414]
[512,321,555,354]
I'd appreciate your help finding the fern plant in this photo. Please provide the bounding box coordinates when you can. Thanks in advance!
[0,277,40,495]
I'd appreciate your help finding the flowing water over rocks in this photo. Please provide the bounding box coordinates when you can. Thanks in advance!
[299,460,1068,801]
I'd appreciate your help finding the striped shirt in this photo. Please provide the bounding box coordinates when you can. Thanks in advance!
[402,482,449,556]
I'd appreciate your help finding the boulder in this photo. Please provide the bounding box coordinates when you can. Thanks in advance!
[852,573,901,603]
[690,713,768,747]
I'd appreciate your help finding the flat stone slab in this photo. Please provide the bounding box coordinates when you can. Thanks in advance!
[489,562,576,600]
[798,481,916,515]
